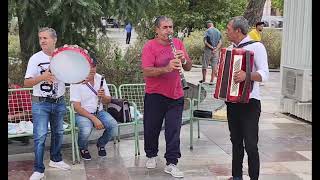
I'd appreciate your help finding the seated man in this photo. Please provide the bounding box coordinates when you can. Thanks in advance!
[8,80,32,144]
[70,57,118,160]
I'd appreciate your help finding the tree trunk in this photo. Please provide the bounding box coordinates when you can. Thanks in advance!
[15,0,38,71]
[188,0,197,10]
[243,0,267,27]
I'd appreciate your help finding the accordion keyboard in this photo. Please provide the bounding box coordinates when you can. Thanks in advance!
[230,55,243,96]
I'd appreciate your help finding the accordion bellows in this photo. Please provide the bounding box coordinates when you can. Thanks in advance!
[214,47,254,103]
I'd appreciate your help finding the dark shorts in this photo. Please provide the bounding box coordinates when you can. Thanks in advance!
[202,49,219,69]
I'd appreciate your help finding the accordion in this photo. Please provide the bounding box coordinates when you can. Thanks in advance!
[214,47,254,103]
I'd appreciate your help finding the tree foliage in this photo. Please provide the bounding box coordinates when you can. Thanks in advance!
[161,0,247,30]
[135,0,247,40]
[271,0,284,14]
[8,0,159,64]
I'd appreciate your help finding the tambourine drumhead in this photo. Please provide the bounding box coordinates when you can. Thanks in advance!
[50,47,93,84]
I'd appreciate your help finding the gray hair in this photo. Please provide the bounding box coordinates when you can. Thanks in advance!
[154,16,173,28]
[230,16,249,35]
[38,27,57,38]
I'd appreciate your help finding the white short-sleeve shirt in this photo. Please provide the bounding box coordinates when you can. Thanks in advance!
[70,73,110,113]
[230,36,269,100]
[24,51,66,98]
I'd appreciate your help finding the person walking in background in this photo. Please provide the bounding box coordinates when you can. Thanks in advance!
[24,27,71,180]
[223,16,269,180]
[125,22,132,44]
[101,17,107,34]
[141,16,192,178]
[248,21,265,41]
[200,20,222,84]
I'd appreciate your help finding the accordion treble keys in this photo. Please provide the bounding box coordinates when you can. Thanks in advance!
[214,48,254,103]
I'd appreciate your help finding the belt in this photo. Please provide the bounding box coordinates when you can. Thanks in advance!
[32,96,65,103]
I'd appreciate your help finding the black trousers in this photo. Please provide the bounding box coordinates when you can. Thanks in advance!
[143,93,184,165]
[226,98,261,180]
[126,32,131,44]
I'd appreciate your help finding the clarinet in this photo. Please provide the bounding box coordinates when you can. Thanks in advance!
[168,34,189,90]
[95,75,105,115]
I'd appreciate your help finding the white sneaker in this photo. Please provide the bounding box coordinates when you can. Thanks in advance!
[145,157,157,169]
[48,160,71,170]
[29,172,44,180]
[164,164,184,178]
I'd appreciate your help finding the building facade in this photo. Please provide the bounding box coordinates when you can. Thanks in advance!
[280,0,312,122]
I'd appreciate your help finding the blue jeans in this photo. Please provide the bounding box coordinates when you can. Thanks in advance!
[32,100,67,173]
[75,110,118,150]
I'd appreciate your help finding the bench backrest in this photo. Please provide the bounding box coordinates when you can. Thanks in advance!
[118,83,145,114]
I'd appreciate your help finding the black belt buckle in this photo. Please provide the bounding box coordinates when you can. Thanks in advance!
[33,96,64,103]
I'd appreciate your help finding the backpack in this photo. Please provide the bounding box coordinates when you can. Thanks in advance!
[107,99,132,123]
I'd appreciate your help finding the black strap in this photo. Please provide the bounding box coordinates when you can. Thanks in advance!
[85,83,98,96]
[38,62,50,66]
[239,51,252,103]
[85,76,105,96]
[234,40,257,48]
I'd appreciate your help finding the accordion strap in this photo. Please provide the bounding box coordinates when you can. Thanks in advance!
[239,51,252,103]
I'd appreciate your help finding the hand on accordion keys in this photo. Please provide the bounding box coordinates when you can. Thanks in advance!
[233,70,247,83]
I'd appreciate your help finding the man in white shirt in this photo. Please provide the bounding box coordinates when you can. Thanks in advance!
[70,58,118,160]
[24,27,71,180]
[223,16,269,180]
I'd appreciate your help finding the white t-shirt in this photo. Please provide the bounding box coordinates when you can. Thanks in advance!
[101,19,107,26]
[70,73,110,113]
[24,51,66,98]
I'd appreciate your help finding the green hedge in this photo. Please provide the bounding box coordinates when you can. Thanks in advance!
[95,36,144,86]
[261,28,282,69]
[184,28,282,69]
[183,30,205,65]
[8,34,145,86]
[8,29,281,86]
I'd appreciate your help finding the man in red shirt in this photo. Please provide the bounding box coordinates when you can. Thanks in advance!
[141,16,192,178]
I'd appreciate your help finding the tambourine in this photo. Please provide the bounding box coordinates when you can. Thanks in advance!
[50,45,94,84]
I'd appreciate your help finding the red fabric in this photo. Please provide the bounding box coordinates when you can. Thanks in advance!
[8,84,32,119]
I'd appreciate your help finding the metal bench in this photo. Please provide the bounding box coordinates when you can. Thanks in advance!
[118,83,145,156]
[118,83,192,156]
[8,87,78,164]
[189,82,227,150]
